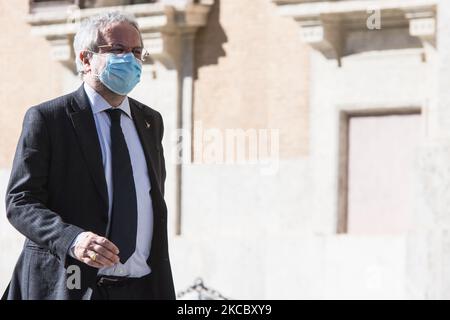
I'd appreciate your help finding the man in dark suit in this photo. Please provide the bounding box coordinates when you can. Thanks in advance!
[2,11,175,300]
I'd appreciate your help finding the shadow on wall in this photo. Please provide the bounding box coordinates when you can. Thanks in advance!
[344,28,423,56]
[194,0,227,79]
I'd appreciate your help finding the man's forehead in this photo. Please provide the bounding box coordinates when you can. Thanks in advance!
[101,22,141,45]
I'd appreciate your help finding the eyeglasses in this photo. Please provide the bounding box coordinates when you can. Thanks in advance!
[96,44,150,62]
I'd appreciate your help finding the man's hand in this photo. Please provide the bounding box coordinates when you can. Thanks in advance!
[73,232,120,268]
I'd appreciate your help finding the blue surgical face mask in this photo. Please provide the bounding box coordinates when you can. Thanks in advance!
[93,52,142,96]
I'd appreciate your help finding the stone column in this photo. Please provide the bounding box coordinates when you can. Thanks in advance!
[411,0,450,299]
[161,27,196,235]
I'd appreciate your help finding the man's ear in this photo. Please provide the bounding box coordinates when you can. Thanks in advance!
[79,51,91,73]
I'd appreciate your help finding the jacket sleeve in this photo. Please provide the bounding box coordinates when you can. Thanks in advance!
[5,106,83,265]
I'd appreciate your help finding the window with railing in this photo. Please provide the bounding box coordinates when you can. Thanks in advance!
[29,0,160,13]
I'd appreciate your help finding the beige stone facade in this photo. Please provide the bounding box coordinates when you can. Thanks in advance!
[0,0,66,168]
[194,0,310,159]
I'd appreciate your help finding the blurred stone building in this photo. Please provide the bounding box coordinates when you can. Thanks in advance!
[0,0,448,299]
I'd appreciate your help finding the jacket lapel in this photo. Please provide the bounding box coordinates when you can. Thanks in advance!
[130,101,163,196]
[68,85,109,210]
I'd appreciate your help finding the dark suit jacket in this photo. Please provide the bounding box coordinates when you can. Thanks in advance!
[2,85,175,300]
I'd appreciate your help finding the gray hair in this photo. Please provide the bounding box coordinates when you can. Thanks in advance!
[73,11,142,73]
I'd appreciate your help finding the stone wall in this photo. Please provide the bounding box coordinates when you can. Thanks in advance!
[193,0,310,160]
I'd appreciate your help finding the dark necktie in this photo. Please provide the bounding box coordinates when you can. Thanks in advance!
[106,108,137,263]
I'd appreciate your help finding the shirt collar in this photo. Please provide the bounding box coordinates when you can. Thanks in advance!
[83,82,131,118]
